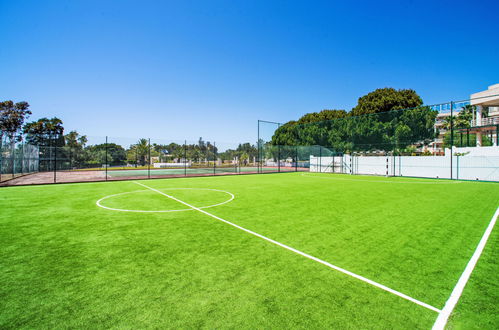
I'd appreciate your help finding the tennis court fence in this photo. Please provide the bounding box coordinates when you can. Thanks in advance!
[0,136,322,186]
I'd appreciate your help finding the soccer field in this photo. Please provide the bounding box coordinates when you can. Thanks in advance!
[1,172,497,329]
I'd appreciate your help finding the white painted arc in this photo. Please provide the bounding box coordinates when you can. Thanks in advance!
[133,181,441,313]
[432,206,499,330]
[96,188,234,213]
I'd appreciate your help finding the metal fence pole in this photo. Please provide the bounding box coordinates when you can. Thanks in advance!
[21,143,24,175]
[350,153,353,175]
[0,138,2,182]
[213,142,216,176]
[385,154,389,177]
[278,145,281,173]
[295,146,298,172]
[184,140,187,177]
[319,146,322,173]
[148,138,151,179]
[450,101,454,180]
[53,137,57,183]
[257,120,260,174]
[105,136,108,181]
[12,140,15,179]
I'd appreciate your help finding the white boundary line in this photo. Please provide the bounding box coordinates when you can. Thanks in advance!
[301,173,464,184]
[432,206,499,330]
[133,181,440,313]
[96,188,234,213]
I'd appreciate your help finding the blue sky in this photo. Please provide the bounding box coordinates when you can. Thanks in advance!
[1,0,498,146]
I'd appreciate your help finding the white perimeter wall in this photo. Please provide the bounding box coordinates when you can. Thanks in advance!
[310,153,499,181]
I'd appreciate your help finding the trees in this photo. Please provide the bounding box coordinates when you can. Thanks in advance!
[270,88,436,153]
[0,100,31,144]
[63,131,88,168]
[23,117,65,146]
[85,143,127,166]
[127,139,150,166]
[351,88,422,116]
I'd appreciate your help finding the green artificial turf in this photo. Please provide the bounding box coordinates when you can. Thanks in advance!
[0,172,497,329]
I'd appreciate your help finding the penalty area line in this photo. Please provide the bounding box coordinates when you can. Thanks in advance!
[432,206,499,330]
[133,181,440,313]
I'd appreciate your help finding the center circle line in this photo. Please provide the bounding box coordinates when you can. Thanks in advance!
[96,187,235,213]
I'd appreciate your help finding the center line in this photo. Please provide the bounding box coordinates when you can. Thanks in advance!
[133,181,440,313]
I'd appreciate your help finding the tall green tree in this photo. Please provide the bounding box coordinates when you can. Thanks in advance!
[63,131,88,168]
[0,100,31,144]
[126,139,150,166]
[271,88,436,153]
[23,117,65,146]
[351,88,422,116]
[86,143,127,166]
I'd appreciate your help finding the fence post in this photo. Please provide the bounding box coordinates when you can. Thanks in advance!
[0,139,2,182]
[105,136,108,181]
[320,146,323,173]
[257,120,262,174]
[12,141,15,179]
[450,101,454,180]
[399,154,401,176]
[278,145,281,173]
[350,153,353,175]
[184,140,187,177]
[295,146,298,172]
[148,138,151,179]
[21,144,24,175]
[386,154,389,177]
[53,137,57,183]
[213,142,216,176]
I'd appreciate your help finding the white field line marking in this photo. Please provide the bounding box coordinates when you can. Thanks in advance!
[301,173,464,184]
[133,181,440,313]
[96,188,234,213]
[432,206,499,330]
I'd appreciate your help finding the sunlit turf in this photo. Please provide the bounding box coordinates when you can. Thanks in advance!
[0,172,497,328]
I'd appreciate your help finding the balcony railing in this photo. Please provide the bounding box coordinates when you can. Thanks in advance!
[471,117,499,127]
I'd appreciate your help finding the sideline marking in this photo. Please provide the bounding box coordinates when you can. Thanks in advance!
[134,181,441,313]
[301,173,464,184]
[96,188,234,213]
[432,206,499,330]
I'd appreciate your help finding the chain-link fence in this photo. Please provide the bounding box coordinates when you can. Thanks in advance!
[1,95,498,186]
[258,95,499,182]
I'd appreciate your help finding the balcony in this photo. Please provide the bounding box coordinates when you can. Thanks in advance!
[471,117,499,127]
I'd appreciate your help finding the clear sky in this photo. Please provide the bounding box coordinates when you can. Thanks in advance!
[1,0,498,146]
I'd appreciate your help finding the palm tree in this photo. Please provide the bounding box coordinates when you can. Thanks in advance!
[134,138,149,166]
